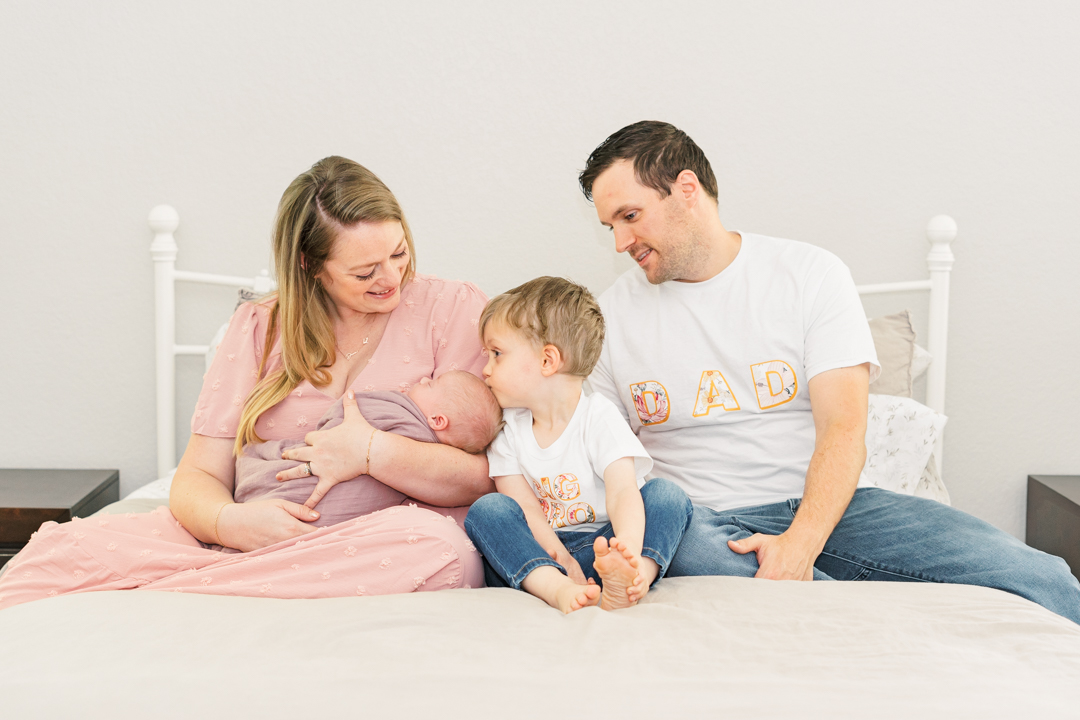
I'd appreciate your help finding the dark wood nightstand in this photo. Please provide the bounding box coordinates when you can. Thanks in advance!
[1027,475,1080,581]
[0,469,120,568]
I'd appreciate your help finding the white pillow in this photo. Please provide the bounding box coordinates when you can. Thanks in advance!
[860,395,946,497]
[124,469,176,500]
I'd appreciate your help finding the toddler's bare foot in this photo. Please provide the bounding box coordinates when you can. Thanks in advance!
[593,536,643,610]
[554,581,601,614]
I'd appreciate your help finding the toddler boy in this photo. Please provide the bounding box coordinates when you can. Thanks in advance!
[465,277,692,613]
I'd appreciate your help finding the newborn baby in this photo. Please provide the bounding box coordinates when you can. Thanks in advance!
[235,371,503,528]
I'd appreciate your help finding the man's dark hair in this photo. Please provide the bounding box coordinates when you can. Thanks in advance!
[578,121,718,203]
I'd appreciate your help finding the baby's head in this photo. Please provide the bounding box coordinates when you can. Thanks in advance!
[407,371,503,454]
[478,276,604,407]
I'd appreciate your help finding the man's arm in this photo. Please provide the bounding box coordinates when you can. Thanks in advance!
[728,363,870,580]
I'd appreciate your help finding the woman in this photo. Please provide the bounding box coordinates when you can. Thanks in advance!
[0,157,491,609]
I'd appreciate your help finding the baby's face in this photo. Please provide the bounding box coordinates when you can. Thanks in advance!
[408,371,502,453]
[407,374,454,419]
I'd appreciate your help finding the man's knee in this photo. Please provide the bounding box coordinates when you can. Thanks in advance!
[666,508,758,578]
[641,478,693,518]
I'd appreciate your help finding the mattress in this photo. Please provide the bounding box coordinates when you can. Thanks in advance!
[2,570,1078,718]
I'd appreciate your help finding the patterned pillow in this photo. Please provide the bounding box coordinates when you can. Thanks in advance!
[860,394,947,498]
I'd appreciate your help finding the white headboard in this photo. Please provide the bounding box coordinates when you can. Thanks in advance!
[148,205,277,477]
[149,207,955,478]
[853,215,956,476]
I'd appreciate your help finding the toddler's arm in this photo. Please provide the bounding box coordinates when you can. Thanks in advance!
[603,457,646,558]
[495,474,590,586]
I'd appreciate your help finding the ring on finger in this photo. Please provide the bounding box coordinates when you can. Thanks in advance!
[302,462,313,477]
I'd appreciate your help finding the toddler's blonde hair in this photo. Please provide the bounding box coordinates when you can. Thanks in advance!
[479,276,604,378]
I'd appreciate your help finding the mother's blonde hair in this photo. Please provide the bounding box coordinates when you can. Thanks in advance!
[234,156,417,454]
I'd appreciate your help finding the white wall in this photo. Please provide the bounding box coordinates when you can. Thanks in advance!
[1,1,1077,538]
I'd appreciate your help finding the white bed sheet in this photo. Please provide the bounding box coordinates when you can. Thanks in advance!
[2,575,1078,719]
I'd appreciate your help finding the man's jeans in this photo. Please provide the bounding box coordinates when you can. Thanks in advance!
[465,478,693,589]
[668,486,1080,624]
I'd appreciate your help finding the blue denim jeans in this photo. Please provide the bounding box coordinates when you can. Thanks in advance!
[668,486,1080,624]
[465,478,693,590]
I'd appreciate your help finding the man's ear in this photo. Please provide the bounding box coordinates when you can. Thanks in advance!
[426,414,449,431]
[540,344,563,377]
[674,169,700,208]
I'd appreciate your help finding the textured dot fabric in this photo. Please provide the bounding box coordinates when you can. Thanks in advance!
[192,275,488,441]
[0,505,482,610]
[0,274,489,611]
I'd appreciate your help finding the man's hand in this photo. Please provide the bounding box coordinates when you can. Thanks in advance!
[728,530,819,581]
[728,364,871,581]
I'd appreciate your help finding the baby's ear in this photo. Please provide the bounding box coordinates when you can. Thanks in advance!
[427,414,449,431]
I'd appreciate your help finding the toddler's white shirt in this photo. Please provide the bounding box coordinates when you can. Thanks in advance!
[487,392,652,532]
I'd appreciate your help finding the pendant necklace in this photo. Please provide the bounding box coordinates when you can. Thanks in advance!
[341,337,369,360]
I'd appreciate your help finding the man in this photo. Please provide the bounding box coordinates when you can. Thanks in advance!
[581,120,1080,623]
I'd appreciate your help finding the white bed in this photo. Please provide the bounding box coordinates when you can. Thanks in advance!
[3,210,1079,719]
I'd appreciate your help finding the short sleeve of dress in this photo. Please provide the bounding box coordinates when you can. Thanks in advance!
[486,409,523,478]
[191,302,267,438]
[432,280,488,378]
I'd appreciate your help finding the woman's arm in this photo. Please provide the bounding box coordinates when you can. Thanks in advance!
[171,434,321,551]
[278,392,494,506]
[372,431,495,505]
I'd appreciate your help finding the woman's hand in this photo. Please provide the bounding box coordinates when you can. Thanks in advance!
[217,499,321,552]
[277,391,373,508]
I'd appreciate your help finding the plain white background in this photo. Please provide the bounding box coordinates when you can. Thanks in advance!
[1,1,1077,539]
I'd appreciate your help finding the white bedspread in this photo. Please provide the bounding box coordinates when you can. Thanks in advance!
[2,576,1078,718]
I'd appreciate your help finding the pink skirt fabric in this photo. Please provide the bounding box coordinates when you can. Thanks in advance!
[0,505,482,611]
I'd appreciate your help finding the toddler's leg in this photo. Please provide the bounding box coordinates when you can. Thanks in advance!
[592,534,644,610]
[139,505,482,598]
[465,494,599,613]
[593,478,694,609]
[0,506,218,611]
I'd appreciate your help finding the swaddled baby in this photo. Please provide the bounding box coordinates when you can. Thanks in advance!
[235,370,503,528]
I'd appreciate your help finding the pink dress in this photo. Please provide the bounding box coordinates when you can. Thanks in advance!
[0,275,488,611]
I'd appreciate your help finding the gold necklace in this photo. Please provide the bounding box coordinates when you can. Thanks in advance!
[340,337,369,360]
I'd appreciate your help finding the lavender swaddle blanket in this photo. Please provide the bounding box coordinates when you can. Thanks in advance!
[235,392,437,528]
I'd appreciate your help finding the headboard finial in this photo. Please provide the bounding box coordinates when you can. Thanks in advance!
[927,215,957,246]
[149,205,180,263]
[926,215,956,273]
[148,205,179,234]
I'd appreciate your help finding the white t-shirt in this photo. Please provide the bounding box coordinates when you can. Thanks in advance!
[589,232,880,513]
[487,392,653,532]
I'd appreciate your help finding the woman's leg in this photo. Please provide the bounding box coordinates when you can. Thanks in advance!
[0,506,217,610]
[1,505,482,609]
[464,493,562,589]
[138,505,482,598]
